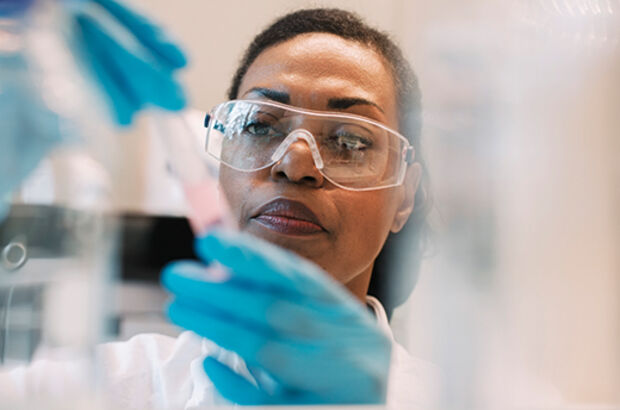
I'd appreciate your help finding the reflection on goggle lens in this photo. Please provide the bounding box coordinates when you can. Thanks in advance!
[204,100,415,191]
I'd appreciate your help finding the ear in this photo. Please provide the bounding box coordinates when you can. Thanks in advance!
[390,162,422,233]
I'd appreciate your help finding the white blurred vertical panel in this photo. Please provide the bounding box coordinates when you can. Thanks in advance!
[395,0,620,407]
[496,2,620,401]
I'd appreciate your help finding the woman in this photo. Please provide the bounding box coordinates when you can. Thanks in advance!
[161,7,436,407]
[0,8,437,409]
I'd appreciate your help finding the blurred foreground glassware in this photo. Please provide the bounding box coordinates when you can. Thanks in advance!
[0,1,120,407]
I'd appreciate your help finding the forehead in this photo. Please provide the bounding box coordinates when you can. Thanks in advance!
[237,33,398,126]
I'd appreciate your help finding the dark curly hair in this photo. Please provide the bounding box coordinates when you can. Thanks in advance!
[228,8,431,319]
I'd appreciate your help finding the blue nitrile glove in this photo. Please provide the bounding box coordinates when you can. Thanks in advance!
[0,0,55,212]
[0,51,63,215]
[69,0,187,125]
[0,0,187,216]
[0,0,36,16]
[162,229,392,405]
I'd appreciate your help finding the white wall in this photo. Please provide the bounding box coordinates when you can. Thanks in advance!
[133,0,408,110]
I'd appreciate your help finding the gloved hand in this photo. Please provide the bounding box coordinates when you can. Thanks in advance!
[69,0,187,125]
[0,0,187,212]
[162,229,392,405]
[0,0,35,16]
[0,51,63,211]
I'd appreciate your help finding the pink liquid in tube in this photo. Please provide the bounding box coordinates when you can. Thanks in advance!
[150,111,234,284]
[149,111,233,236]
[183,179,231,236]
[152,111,279,389]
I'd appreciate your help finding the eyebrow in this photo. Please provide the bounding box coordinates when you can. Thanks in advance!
[327,97,384,114]
[245,87,290,104]
[244,87,384,113]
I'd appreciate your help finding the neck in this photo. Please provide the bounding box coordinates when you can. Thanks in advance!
[344,262,374,303]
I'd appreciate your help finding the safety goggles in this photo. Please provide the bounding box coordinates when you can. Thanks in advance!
[203,100,415,191]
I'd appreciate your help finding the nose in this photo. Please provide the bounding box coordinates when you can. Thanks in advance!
[270,136,325,188]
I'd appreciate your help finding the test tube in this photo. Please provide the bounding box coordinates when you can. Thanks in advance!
[150,110,278,393]
[149,111,231,235]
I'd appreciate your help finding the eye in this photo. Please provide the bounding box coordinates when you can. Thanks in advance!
[245,121,274,136]
[242,110,282,137]
[327,130,373,151]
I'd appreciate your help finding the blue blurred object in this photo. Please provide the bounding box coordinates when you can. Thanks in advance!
[162,230,392,405]
[0,0,188,215]
[0,0,36,16]
[0,41,63,215]
[70,0,188,125]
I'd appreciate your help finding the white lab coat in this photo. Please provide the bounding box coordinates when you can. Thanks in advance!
[0,296,440,409]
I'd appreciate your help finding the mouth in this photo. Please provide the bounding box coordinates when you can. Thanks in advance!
[251,198,327,236]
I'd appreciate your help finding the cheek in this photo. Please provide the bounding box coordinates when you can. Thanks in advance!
[331,191,400,275]
[219,167,258,227]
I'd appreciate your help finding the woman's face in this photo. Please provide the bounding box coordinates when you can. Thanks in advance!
[220,33,420,299]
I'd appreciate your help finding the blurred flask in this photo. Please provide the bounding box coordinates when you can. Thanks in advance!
[0,0,119,407]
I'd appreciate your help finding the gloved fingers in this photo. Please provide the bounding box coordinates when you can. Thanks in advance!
[246,339,376,392]
[195,229,311,295]
[121,53,185,110]
[269,298,379,339]
[164,266,353,339]
[75,14,186,112]
[162,262,278,332]
[167,300,269,359]
[202,356,273,405]
[257,342,384,395]
[204,358,326,405]
[247,316,391,395]
[196,229,347,303]
[161,260,229,288]
[92,0,187,69]
[163,282,346,347]
[73,14,140,125]
[167,299,345,383]
[167,291,390,404]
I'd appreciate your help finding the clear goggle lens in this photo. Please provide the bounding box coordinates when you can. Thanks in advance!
[204,100,414,191]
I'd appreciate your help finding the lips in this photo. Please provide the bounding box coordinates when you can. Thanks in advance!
[251,198,326,235]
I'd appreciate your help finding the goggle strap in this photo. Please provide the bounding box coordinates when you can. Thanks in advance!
[404,146,415,164]
[205,113,226,133]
